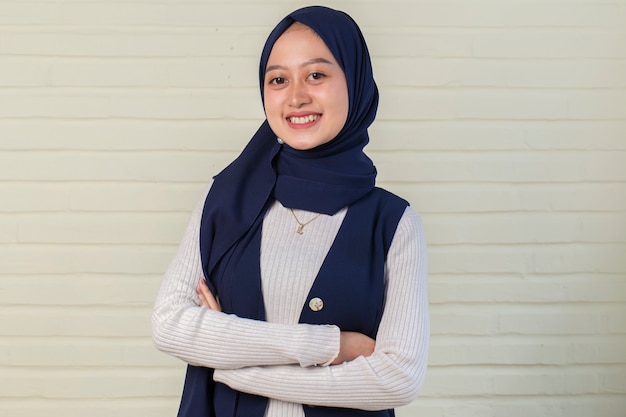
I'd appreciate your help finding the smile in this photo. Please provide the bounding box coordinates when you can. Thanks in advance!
[288,114,320,125]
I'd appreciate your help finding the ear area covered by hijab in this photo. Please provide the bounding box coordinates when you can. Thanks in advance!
[200,5,379,279]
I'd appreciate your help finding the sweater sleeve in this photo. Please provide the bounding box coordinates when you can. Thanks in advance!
[151,186,340,369]
[212,207,429,410]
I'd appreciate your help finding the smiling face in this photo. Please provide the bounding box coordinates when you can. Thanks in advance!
[263,23,350,151]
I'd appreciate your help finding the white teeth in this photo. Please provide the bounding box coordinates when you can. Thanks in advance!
[289,114,319,124]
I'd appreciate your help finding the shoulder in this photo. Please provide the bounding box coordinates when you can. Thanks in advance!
[392,205,426,253]
[369,187,425,247]
[183,182,214,232]
[371,187,409,207]
[398,206,424,235]
[357,187,409,223]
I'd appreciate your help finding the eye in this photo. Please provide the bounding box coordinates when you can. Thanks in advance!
[308,72,325,81]
[269,77,286,85]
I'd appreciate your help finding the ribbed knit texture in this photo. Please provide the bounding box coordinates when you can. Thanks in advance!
[261,202,346,326]
[152,187,429,415]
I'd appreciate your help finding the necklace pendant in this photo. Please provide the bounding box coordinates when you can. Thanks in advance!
[289,208,321,236]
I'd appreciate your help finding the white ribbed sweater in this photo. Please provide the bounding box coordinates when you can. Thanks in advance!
[152,188,429,416]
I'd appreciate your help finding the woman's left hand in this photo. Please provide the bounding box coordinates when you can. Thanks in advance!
[196,279,222,311]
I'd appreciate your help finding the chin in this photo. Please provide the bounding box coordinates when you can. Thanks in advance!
[284,135,335,151]
[286,142,317,151]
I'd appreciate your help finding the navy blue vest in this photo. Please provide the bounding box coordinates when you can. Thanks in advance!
[178,188,408,417]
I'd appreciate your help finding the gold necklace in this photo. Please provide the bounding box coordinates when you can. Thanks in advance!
[289,208,322,235]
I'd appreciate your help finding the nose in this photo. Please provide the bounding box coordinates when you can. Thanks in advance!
[289,80,311,108]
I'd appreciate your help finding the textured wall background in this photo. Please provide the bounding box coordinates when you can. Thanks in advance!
[1,0,625,416]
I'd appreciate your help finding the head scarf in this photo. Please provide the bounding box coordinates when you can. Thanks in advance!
[200,5,379,280]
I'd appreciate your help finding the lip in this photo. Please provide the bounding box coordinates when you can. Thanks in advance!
[285,112,322,129]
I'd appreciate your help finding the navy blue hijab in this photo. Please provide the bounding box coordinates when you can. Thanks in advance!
[199,5,379,280]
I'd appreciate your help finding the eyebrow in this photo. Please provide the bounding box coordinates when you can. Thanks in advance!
[265,58,334,74]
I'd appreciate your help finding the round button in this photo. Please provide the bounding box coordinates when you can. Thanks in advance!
[309,297,324,312]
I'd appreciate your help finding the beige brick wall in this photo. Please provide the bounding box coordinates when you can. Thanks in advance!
[1,0,625,416]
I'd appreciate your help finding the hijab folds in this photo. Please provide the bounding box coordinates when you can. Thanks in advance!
[199,5,380,281]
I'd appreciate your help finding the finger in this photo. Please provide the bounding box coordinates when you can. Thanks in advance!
[195,283,210,307]
[198,280,222,311]
[197,291,210,308]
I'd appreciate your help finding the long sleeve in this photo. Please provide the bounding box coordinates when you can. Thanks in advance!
[213,207,429,410]
[151,187,340,370]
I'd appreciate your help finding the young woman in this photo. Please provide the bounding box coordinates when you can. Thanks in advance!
[152,6,429,417]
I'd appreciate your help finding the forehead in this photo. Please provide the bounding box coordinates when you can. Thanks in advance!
[266,23,335,64]
[282,21,320,38]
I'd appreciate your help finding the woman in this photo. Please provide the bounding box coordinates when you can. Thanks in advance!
[152,6,429,417]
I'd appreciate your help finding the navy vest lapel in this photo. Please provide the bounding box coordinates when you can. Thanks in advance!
[298,188,406,338]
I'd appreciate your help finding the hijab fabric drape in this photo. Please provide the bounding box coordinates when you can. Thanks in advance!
[199,5,380,280]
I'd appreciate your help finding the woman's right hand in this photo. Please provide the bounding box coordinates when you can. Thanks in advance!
[196,279,222,312]
[331,331,375,365]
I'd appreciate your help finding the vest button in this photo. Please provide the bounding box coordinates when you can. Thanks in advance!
[309,297,324,312]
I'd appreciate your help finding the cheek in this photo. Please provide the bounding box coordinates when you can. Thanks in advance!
[263,92,286,136]
[339,93,349,121]
[331,86,349,126]
[263,93,280,118]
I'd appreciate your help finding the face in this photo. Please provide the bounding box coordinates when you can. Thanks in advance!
[263,24,349,151]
